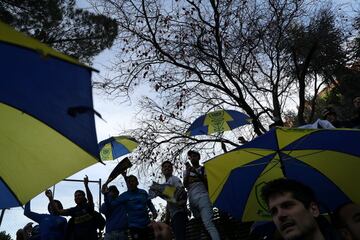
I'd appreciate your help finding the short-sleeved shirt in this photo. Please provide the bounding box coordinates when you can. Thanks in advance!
[165,175,187,218]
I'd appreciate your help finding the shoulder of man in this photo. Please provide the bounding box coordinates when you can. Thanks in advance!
[169,175,183,186]
[137,188,149,195]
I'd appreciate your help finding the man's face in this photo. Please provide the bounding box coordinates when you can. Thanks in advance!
[162,162,173,177]
[268,192,320,240]
[127,177,138,191]
[188,153,199,166]
[74,191,85,205]
[326,113,337,123]
[108,190,119,199]
[339,203,360,240]
[353,97,360,110]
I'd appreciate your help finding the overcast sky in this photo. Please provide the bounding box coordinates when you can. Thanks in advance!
[1,0,359,238]
[0,45,168,239]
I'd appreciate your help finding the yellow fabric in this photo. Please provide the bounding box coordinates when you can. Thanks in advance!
[0,21,93,70]
[276,128,318,149]
[205,149,275,203]
[242,153,284,221]
[0,103,98,205]
[204,110,232,134]
[163,186,176,199]
[100,143,114,161]
[284,149,360,204]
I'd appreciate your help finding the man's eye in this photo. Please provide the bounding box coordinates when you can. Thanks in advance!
[269,208,277,216]
[282,202,295,209]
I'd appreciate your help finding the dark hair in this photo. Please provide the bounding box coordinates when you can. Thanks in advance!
[332,201,354,228]
[126,175,138,182]
[75,190,85,197]
[187,150,200,159]
[352,96,360,103]
[161,161,173,167]
[261,178,317,209]
[47,199,63,213]
[108,185,119,195]
[321,107,336,118]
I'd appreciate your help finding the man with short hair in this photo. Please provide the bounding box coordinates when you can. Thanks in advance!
[24,195,67,240]
[261,178,339,240]
[46,175,99,240]
[334,202,360,240]
[101,181,128,240]
[161,161,187,240]
[183,150,220,240]
[109,174,158,240]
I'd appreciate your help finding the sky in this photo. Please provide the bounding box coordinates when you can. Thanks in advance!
[0,42,167,240]
[1,0,359,238]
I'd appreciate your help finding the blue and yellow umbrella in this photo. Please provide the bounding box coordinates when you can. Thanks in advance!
[205,128,360,221]
[0,22,100,208]
[186,109,252,136]
[99,136,139,161]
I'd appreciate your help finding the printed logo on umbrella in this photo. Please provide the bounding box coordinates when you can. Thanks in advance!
[255,182,271,218]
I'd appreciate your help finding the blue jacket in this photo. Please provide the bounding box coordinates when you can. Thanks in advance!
[101,193,127,232]
[24,202,67,240]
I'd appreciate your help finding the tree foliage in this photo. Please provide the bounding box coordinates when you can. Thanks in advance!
[0,0,118,63]
[0,231,12,240]
[94,0,359,172]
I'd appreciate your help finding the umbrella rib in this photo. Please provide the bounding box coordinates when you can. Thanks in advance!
[282,149,325,159]
[242,149,271,158]
[259,158,282,177]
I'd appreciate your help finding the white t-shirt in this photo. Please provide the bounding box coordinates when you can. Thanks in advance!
[165,175,186,217]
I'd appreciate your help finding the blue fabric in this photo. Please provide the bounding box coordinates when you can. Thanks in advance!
[214,155,274,219]
[281,154,351,212]
[101,194,127,233]
[0,178,18,208]
[0,42,99,158]
[187,110,251,136]
[111,142,131,159]
[187,115,207,135]
[110,189,155,228]
[283,129,360,156]
[226,110,252,129]
[24,202,67,240]
[235,128,277,150]
[98,137,134,159]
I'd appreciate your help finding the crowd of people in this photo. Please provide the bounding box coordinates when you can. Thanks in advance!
[17,96,360,240]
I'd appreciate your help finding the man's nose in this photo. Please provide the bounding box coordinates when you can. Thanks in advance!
[277,208,288,221]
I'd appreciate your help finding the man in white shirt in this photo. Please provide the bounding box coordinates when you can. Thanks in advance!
[161,161,187,240]
[183,150,220,240]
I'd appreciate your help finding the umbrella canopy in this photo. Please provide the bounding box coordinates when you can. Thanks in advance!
[186,109,252,136]
[0,22,100,209]
[99,136,138,161]
[204,127,360,221]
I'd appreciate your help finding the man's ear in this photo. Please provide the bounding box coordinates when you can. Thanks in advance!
[309,202,320,217]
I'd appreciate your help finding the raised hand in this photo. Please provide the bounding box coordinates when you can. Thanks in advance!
[84,175,89,186]
[45,189,53,199]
